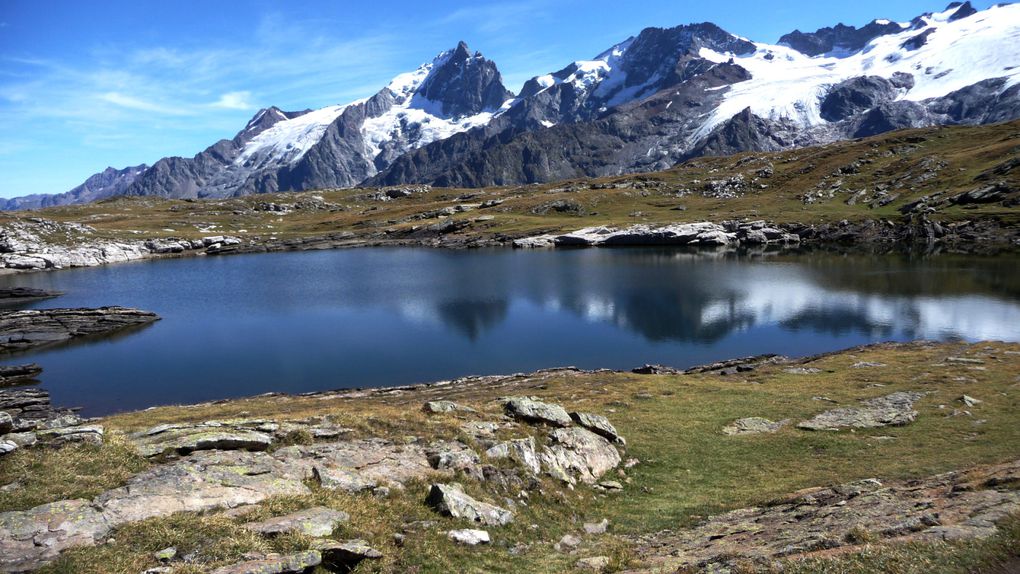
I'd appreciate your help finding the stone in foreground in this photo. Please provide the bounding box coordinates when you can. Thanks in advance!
[722,417,788,435]
[798,392,924,431]
[570,411,623,443]
[540,427,622,485]
[244,507,349,538]
[502,396,572,427]
[311,538,383,570]
[129,422,275,457]
[448,529,491,545]
[209,550,322,574]
[426,483,513,526]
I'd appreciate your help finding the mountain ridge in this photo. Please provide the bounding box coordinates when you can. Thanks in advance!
[4,1,1019,209]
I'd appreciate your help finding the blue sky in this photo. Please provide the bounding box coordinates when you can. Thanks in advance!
[0,0,998,198]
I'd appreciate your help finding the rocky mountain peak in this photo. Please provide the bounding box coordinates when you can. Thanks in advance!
[412,42,513,118]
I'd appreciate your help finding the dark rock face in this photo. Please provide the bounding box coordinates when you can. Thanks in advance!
[0,363,42,387]
[0,288,62,303]
[820,76,899,122]
[2,164,148,211]
[779,20,904,56]
[948,1,978,22]
[414,41,513,118]
[0,307,160,353]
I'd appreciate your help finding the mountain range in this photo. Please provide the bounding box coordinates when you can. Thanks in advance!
[4,1,1019,210]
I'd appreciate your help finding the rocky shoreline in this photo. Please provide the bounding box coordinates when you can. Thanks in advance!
[1,212,1018,274]
[0,307,160,353]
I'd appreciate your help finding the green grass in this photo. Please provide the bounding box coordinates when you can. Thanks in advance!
[6,341,1020,573]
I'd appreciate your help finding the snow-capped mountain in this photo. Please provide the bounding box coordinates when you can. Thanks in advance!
[6,2,1019,208]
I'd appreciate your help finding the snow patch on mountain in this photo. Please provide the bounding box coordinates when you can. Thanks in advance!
[694,2,1020,140]
[235,103,360,170]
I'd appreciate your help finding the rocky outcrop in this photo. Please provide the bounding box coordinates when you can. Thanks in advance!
[798,391,925,430]
[629,458,1020,570]
[244,507,349,538]
[0,288,61,303]
[0,307,159,353]
[539,428,623,485]
[209,551,322,574]
[311,538,383,571]
[425,483,514,526]
[512,222,800,249]
[0,364,42,387]
[570,412,624,444]
[129,421,276,457]
[502,396,573,427]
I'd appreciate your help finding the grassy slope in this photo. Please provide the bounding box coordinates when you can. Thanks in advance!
[1,121,1017,246]
[3,341,1018,573]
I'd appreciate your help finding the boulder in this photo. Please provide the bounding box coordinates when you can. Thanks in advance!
[485,437,541,475]
[448,529,491,545]
[570,412,623,444]
[423,400,476,414]
[798,392,925,431]
[722,418,788,435]
[576,556,611,572]
[425,484,513,526]
[584,519,609,535]
[503,397,572,427]
[209,550,322,574]
[539,428,622,485]
[244,507,349,538]
[0,440,16,456]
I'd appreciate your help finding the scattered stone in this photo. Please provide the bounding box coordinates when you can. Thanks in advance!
[0,307,159,352]
[244,507,349,538]
[851,361,886,368]
[36,424,104,446]
[722,417,788,435]
[798,392,925,431]
[570,412,623,444]
[584,519,609,535]
[423,400,476,414]
[311,538,383,570]
[154,547,177,563]
[946,357,984,364]
[556,533,582,552]
[503,397,573,427]
[209,550,322,574]
[576,556,611,572]
[961,395,982,407]
[425,483,514,526]
[0,441,16,456]
[0,412,11,434]
[598,480,624,491]
[784,367,822,375]
[448,529,491,545]
[460,421,504,439]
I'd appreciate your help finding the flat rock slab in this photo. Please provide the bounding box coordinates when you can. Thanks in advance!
[627,459,1020,570]
[0,307,159,353]
[130,423,274,457]
[0,288,62,302]
[245,507,349,538]
[426,484,513,526]
[423,400,476,414]
[0,363,42,386]
[570,411,623,443]
[722,417,788,435]
[0,450,309,571]
[209,550,322,574]
[448,529,490,545]
[798,391,924,431]
[503,396,572,427]
[311,538,383,569]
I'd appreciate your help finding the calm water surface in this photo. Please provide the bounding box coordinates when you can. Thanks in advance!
[2,248,1019,416]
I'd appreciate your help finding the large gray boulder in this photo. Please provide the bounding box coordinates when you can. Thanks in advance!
[425,483,514,526]
[540,427,622,485]
[503,397,573,427]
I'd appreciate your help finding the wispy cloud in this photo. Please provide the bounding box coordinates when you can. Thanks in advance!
[210,91,254,111]
[101,92,194,115]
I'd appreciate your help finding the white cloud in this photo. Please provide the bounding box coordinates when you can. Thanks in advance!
[211,91,254,110]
